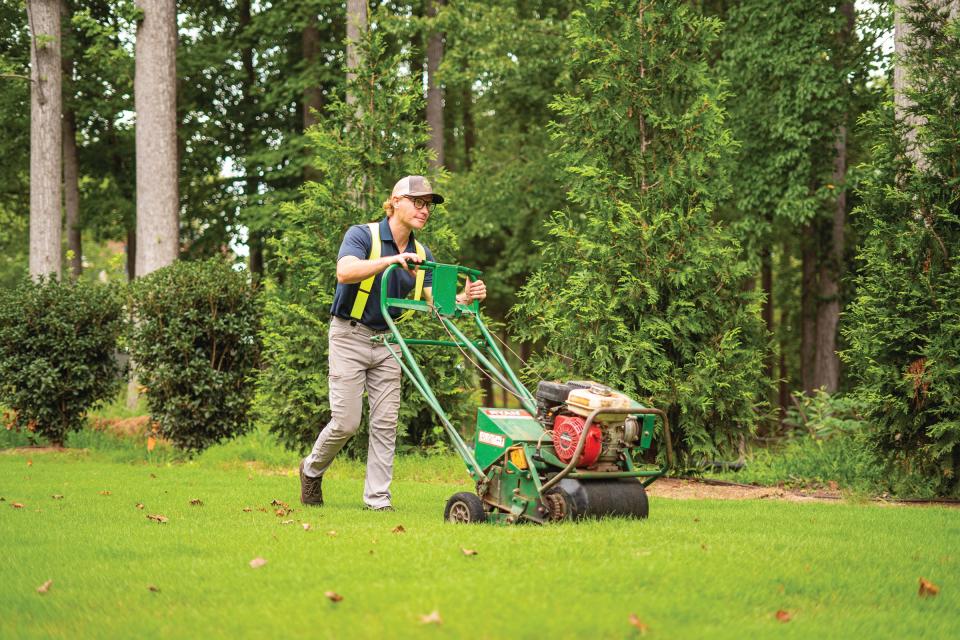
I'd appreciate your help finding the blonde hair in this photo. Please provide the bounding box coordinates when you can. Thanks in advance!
[382,198,395,217]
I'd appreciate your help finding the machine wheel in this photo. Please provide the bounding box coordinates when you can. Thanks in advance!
[444,492,486,524]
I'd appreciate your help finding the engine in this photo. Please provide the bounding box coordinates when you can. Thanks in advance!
[535,380,642,469]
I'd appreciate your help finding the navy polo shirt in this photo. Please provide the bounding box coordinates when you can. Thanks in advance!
[330,217,435,330]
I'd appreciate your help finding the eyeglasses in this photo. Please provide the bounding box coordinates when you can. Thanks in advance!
[402,195,435,211]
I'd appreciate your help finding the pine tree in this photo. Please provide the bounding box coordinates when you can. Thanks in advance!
[843,2,960,496]
[256,8,472,454]
[514,0,767,462]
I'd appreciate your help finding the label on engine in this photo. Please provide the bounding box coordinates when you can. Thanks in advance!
[482,409,534,419]
[477,431,506,448]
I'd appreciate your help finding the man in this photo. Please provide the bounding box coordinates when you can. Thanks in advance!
[300,175,486,510]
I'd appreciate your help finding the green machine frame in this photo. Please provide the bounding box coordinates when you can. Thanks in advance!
[374,260,673,522]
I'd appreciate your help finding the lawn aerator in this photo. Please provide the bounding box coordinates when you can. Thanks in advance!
[375,260,673,524]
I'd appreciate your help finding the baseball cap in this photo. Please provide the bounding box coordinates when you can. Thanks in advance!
[391,175,444,204]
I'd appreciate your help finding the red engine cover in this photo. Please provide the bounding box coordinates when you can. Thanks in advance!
[552,414,603,467]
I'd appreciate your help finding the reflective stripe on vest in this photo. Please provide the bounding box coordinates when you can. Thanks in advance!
[349,222,427,323]
[349,222,381,319]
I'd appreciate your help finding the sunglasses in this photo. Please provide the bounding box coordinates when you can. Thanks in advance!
[402,195,435,211]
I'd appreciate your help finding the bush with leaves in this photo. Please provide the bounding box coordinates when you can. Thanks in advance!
[128,259,261,453]
[514,1,769,464]
[0,278,124,446]
[256,9,473,456]
[842,4,960,496]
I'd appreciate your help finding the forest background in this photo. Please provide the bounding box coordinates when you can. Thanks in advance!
[2,0,959,497]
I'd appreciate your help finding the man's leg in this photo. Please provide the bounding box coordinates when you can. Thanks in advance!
[362,343,402,509]
[303,322,369,480]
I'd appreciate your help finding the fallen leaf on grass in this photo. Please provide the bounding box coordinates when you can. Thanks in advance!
[392,525,406,534]
[270,499,289,509]
[148,585,160,593]
[51,494,63,500]
[136,503,145,510]
[461,548,478,556]
[327,530,337,537]
[36,580,52,595]
[99,490,111,496]
[919,577,940,597]
[257,507,268,513]
[324,591,343,602]
[275,508,289,517]
[419,610,442,625]
[12,503,24,509]
[249,557,267,569]
[27,460,32,467]
[628,614,648,634]
[280,520,294,525]
[149,473,156,479]
[302,523,311,531]
[242,507,252,512]
[189,498,203,506]
[775,610,791,622]
[146,514,168,524]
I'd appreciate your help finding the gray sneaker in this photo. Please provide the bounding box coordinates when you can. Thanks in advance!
[299,459,323,506]
[366,505,394,512]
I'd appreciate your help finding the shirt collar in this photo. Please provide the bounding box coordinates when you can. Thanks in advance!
[379,217,416,250]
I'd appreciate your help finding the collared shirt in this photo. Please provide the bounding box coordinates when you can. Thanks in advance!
[329,217,435,330]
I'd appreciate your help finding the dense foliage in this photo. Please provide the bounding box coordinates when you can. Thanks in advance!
[0,278,124,445]
[128,259,261,452]
[255,11,473,456]
[515,0,768,463]
[843,3,960,496]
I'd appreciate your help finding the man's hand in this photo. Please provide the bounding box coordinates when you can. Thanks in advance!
[392,252,424,272]
[458,278,487,304]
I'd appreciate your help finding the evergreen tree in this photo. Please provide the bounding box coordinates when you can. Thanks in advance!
[843,2,960,496]
[256,8,472,454]
[515,0,767,462]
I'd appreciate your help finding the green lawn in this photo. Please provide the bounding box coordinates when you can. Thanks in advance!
[2,451,958,639]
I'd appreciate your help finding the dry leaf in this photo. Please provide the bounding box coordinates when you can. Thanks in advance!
[302,523,311,531]
[189,498,203,506]
[324,591,343,603]
[775,610,791,622]
[392,525,406,534]
[146,514,168,524]
[149,473,156,479]
[628,613,648,634]
[99,490,112,496]
[27,460,33,467]
[249,557,267,569]
[257,507,268,513]
[275,508,288,517]
[242,507,252,512]
[281,519,294,525]
[461,548,478,556]
[136,503,145,510]
[51,494,63,500]
[327,530,337,537]
[148,585,160,592]
[12,502,25,509]
[419,610,442,625]
[36,580,52,595]
[270,499,289,509]
[919,577,940,597]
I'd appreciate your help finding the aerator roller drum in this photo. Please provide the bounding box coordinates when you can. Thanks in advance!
[371,260,674,524]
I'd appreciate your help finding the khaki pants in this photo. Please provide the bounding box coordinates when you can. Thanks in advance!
[303,317,402,508]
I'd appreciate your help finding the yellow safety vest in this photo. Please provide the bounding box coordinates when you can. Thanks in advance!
[349,222,426,323]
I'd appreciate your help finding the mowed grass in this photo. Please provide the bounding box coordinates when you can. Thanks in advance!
[2,452,959,639]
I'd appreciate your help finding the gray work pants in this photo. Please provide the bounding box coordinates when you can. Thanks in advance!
[303,317,402,508]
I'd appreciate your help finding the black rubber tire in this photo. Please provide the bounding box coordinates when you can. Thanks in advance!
[443,492,486,524]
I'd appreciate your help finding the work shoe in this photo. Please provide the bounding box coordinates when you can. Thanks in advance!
[299,459,323,506]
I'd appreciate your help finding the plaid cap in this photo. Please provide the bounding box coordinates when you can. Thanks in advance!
[391,175,444,204]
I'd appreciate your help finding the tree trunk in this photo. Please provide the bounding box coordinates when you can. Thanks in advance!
[126,225,136,281]
[813,2,853,394]
[61,1,81,280]
[302,11,323,133]
[239,0,265,279]
[134,0,179,278]
[894,0,925,169]
[345,0,367,111]
[462,83,476,170]
[800,222,817,394]
[426,0,445,169]
[28,0,62,280]
[761,247,773,375]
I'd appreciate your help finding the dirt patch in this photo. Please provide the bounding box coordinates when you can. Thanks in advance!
[1,446,69,455]
[91,416,152,437]
[647,477,843,503]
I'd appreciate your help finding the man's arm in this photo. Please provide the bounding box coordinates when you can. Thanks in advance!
[423,278,487,305]
[336,253,423,285]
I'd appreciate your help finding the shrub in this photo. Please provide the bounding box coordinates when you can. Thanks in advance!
[0,277,124,446]
[128,259,261,453]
